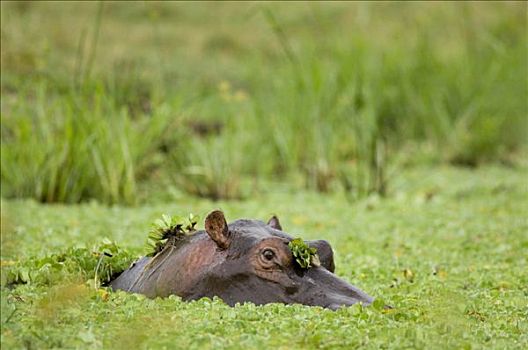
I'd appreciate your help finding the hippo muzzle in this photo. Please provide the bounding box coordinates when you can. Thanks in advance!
[295,267,374,310]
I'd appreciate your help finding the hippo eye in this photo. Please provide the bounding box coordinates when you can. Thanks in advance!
[262,249,275,261]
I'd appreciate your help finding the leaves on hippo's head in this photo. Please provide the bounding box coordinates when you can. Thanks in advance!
[146,213,199,257]
[288,238,320,269]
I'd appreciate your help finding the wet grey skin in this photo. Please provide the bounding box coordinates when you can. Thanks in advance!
[110,210,374,310]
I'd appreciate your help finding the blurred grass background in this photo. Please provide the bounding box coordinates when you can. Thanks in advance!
[1,1,526,204]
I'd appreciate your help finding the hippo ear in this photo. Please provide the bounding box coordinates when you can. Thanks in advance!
[205,210,230,249]
[267,215,282,231]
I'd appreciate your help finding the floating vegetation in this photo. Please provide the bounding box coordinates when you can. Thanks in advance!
[288,238,320,269]
[146,214,199,257]
[2,240,136,288]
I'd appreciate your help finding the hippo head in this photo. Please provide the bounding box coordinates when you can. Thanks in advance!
[190,210,374,310]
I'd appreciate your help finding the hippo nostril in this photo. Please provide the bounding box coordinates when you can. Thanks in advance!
[285,283,299,295]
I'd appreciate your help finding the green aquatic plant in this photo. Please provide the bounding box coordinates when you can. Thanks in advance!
[146,213,199,257]
[288,238,320,269]
[2,239,136,288]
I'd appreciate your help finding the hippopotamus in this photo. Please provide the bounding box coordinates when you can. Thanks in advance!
[110,210,374,310]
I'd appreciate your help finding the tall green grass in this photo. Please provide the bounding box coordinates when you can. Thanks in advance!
[251,37,393,196]
[248,5,526,194]
[169,88,252,200]
[1,2,526,204]
[1,80,181,204]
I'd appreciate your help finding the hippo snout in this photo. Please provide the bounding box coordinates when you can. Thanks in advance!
[325,298,373,311]
[293,267,374,309]
[323,294,374,310]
